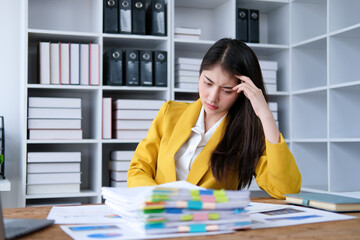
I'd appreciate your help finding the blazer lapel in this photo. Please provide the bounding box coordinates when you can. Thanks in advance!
[161,99,203,183]
[186,118,226,185]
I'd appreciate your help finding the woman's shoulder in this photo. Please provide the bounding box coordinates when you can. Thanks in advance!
[161,100,199,117]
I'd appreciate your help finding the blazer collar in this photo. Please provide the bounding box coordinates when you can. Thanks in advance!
[186,117,226,185]
[163,99,203,183]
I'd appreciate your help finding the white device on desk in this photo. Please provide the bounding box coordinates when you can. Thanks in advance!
[0,193,54,240]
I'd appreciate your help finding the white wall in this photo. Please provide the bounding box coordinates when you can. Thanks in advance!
[0,0,24,208]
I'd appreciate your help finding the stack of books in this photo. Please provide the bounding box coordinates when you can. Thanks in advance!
[28,97,82,140]
[108,150,134,187]
[268,102,279,127]
[113,99,164,140]
[259,60,278,93]
[26,152,81,195]
[174,27,202,40]
[38,42,100,86]
[175,57,202,90]
[102,184,251,235]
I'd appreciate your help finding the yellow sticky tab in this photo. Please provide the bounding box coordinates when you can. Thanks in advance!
[215,196,229,203]
[191,196,201,201]
[214,189,226,197]
[181,214,193,221]
[208,213,220,220]
[190,189,199,197]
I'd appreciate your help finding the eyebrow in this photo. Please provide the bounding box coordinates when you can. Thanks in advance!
[204,75,234,90]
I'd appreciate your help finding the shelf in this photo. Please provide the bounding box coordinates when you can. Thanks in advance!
[292,90,327,139]
[329,26,360,85]
[25,190,99,199]
[330,85,360,138]
[103,35,169,50]
[28,29,99,42]
[291,0,327,44]
[330,142,360,192]
[292,38,327,91]
[292,142,328,191]
[174,0,234,41]
[329,0,360,33]
[28,0,101,33]
[237,0,290,45]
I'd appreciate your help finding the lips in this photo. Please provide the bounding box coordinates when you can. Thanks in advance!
[206,103,218,110]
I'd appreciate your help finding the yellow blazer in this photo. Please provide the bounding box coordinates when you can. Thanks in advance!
[127,99,301,199]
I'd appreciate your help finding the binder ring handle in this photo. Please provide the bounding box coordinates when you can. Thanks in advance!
[112,51,121,59]
[143,53,150,60]
[158,53,165,61]
[107,0,116,7]
[155,3,162,10]
[135,2,143,8]
[130,52,137,60]
[122,0,129,8]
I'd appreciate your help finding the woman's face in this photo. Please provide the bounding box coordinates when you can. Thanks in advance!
[198,65,240,121]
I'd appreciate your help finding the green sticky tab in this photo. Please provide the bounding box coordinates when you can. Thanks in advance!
[215,196,229,203]
[190,189,199,197]
[152,194,170,201]
[191,196,201,201]
[143,209,165,214]
[180,214,193,221]
[0,155,3,164]
[208,213,220,220]
[214,189,226,197]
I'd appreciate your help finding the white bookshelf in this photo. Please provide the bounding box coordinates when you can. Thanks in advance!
[2,0,358,206]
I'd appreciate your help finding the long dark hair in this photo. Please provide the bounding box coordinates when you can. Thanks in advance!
[200,38,267,189]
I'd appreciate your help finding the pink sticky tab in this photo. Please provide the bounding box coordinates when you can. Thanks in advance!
[201,195,216,202]
[193,212,209,221]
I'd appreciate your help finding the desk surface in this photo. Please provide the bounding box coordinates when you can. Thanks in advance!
[3,198,360,240]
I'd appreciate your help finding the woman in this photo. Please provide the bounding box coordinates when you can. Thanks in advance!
[127,38,301,199]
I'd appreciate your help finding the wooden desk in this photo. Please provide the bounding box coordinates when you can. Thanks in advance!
[3,198,360,240]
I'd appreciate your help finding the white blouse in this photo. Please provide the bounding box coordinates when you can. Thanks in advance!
[175,106,227,181]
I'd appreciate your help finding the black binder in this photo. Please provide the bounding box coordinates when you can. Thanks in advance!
[236,8,248,42]
[103,0,118,33]
[153,51,167,87]
[119,0,132,34]
[146,0,166,36]
[104,49,123,86]
[132,0,146,35]
[140,50,153,86]
[124,49,139,86]
[248,9,259,43]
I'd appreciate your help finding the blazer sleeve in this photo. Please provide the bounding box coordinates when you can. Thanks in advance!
[255,134,302,199]
[127,102,169,187]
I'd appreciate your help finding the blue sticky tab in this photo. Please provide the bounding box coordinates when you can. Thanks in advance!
[199,189,213,195]
[187,201,202,209]
[234,208,246,214]
[145,223,165,230]
[302,198,309,206]
[166,208,182,214]
[189,224,206,233]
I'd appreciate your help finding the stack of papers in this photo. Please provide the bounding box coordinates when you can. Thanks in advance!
[102,184,251,235]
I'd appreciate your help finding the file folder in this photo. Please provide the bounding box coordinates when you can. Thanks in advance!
[132,0,146,34]
[103,0,119,33]
[104,49,123,85]
[124,49,139,86]
[146,0,166,36]
[119,0,132,34]
[153,51,167,87]
[140,50,153,86]
[236,8,248,42]
[248,9,259,43]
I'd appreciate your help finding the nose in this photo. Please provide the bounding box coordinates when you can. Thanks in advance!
[208,87,219,103]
